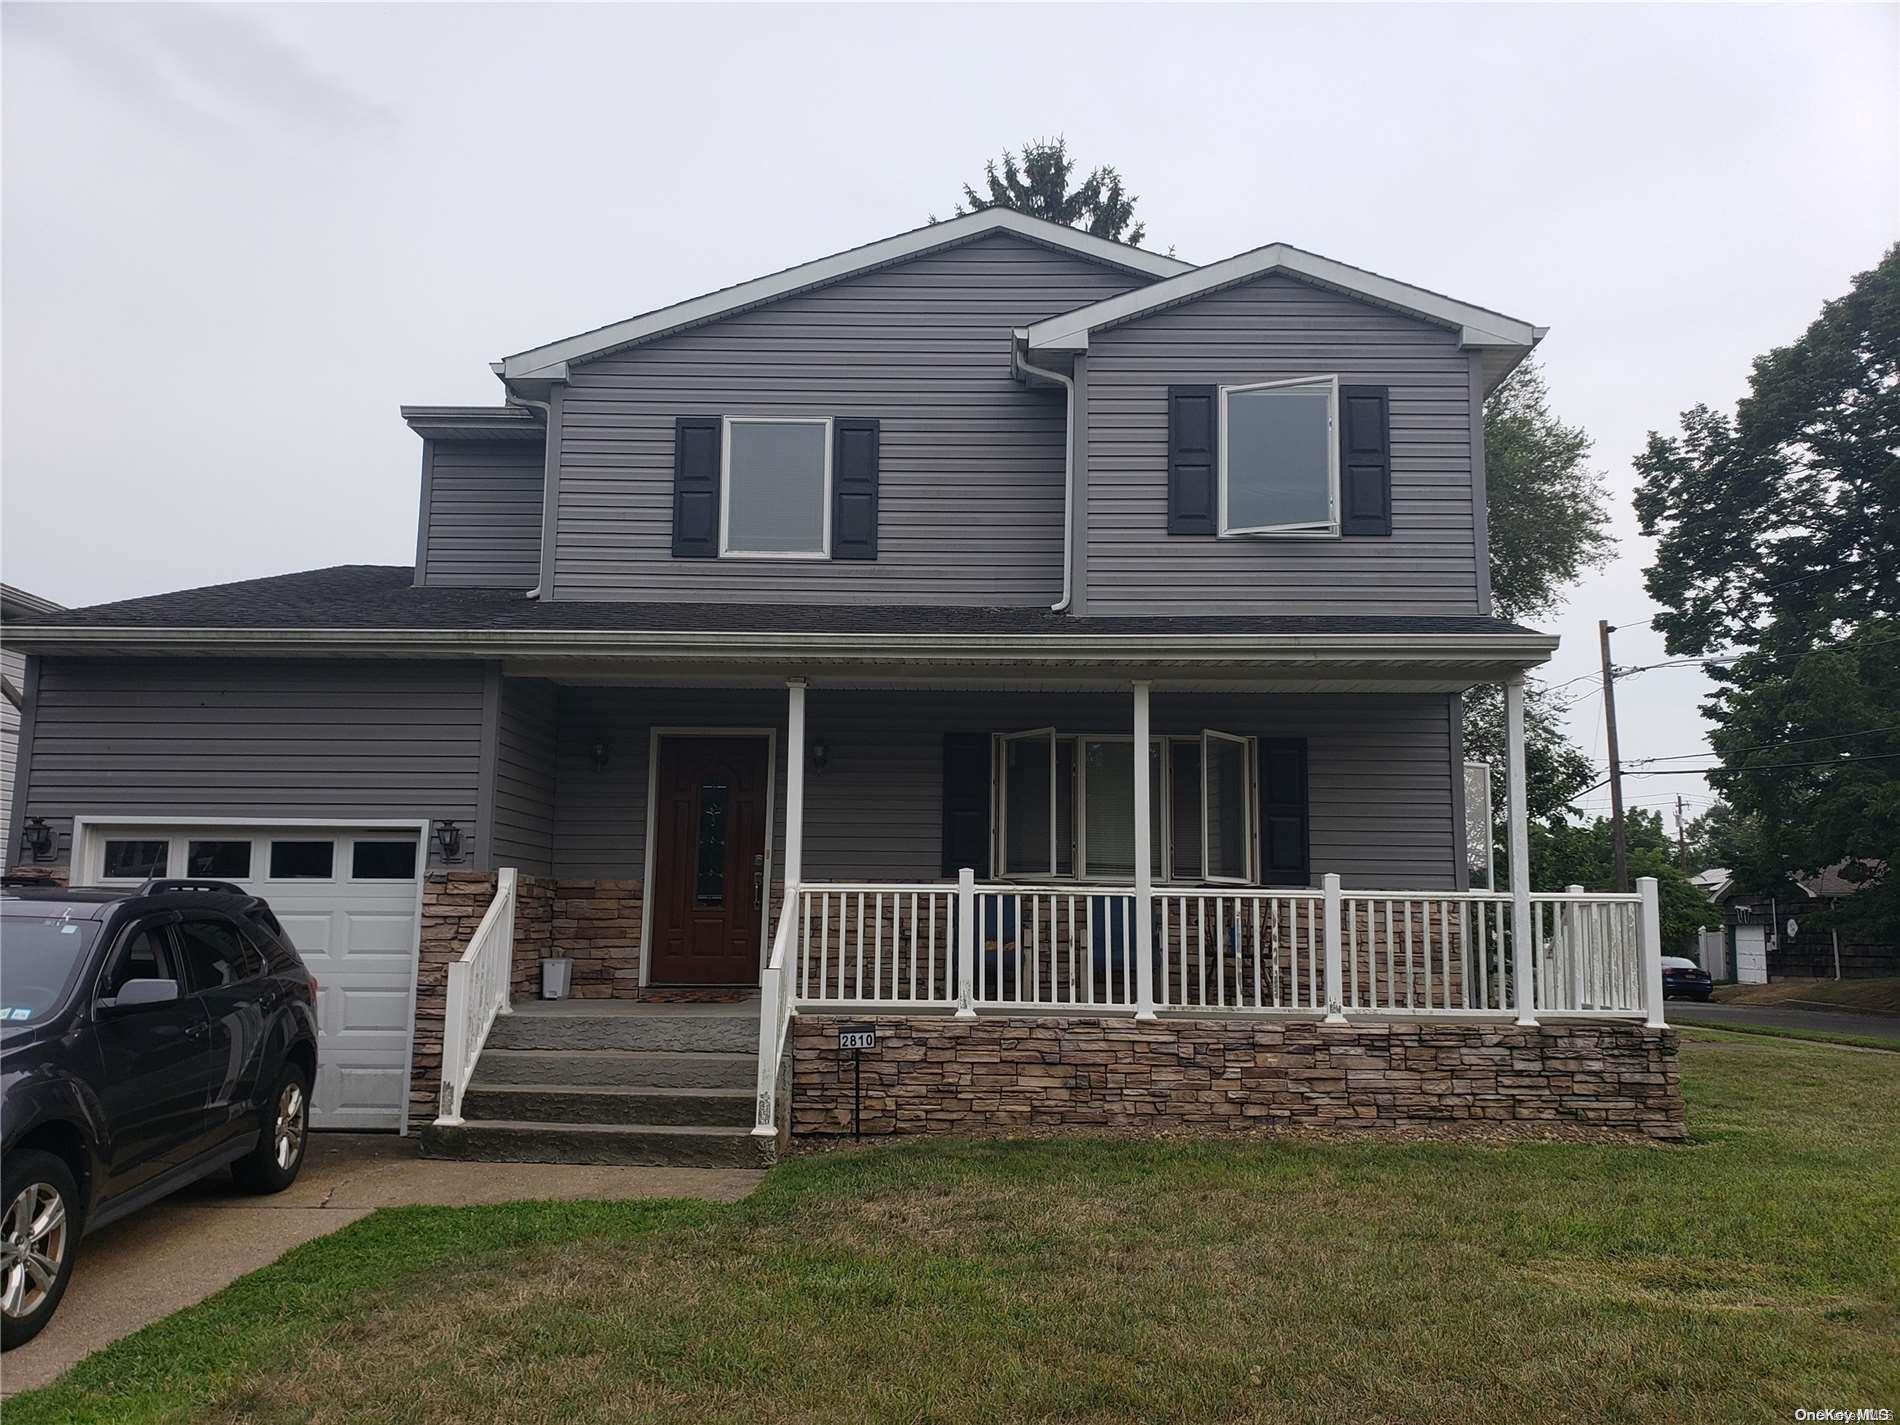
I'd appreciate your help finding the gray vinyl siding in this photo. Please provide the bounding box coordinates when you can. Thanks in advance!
[546,686,1459,889]
[419,438,545,588]
[1,645,24,849]
[492,676,557,875]
[550,232,1143,605]
[20,659,485,870]
[1082,273,1483,616]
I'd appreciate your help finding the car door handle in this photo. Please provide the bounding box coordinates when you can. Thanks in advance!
[183,1022,209,1041]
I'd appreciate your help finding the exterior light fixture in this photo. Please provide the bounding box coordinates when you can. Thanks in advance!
[434,820,464,864]
[20,817,54,863]
[591,737,612,771]
[810,738,830,773]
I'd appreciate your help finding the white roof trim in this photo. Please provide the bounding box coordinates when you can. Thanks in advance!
[500,210,1192,381]
[1025,242,1543,354]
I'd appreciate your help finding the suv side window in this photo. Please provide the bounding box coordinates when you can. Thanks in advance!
[240,912,300,973]
[101,921,178,999]
[172,917,256,992]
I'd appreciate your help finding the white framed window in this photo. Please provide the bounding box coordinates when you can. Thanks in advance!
[1201,730,1254,884]
[720,416,831,558]
[1219,375,1338,537]
[993,729,1255,884]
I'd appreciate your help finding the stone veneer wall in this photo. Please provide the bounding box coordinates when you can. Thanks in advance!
[788,1016,1685,1141]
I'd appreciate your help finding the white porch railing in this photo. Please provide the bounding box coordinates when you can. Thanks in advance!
[435,867,517,1127]
[752,889,801,1138]
[772,873,1663,1023]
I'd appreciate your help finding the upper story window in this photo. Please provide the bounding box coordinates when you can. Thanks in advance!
[1219,376,1338,537]
[721,417,831,559]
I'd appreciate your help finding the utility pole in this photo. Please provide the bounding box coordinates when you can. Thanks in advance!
[1599,619,1629,892]
[1675,795,1689,868]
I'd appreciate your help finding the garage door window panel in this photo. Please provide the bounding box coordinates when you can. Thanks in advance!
[103,840,168,881]
[350,840,418,880]
[186,840,252,879]
[269,840,335,880]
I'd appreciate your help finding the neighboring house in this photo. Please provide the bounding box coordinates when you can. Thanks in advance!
[1710,866,1894,982]
[1,583,63,852]
[4,210,1685,1156]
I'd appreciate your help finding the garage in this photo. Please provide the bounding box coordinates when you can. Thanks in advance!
[73,819,426,1131]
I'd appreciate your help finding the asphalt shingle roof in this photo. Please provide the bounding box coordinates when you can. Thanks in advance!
[4,566,1544,639]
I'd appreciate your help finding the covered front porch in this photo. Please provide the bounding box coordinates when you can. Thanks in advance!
[430,631,1676,1152]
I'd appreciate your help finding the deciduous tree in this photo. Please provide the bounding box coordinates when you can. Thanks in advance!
[1634,246,1898,931]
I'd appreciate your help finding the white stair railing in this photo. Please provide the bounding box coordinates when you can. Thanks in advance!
[752,887,801,1139]
[436,867,517,1127]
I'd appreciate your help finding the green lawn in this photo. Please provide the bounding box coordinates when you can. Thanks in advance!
[16,1034,1898,1425]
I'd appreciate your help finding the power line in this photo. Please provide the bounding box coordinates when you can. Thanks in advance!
[1623,751,1900,777]
[1623,722,1900,767]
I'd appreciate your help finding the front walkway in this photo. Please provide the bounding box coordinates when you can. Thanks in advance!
[2,1133,764,1397]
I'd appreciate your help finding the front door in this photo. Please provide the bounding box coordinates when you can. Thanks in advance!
[648,735,771,985]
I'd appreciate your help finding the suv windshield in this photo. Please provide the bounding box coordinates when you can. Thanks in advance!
[1,914,104,1024]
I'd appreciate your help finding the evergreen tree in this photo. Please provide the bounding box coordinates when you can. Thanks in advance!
[950,137,1148,247]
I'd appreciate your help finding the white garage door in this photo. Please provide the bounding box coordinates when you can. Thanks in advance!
[81,823,423,1130]
[1734,925,1769,985]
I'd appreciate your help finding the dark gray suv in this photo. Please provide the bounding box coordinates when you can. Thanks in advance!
[0,879,319,1349]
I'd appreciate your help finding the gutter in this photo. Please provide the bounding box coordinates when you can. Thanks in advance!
[0,624,1561,667]
[1012,336,1077,614]
[509,393,555,599]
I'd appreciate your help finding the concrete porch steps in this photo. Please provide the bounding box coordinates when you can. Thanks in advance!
[467,1048,755,1089]
[459,1082,754,1127]
[421,1119,772,1169]
[421,1001,769,1168]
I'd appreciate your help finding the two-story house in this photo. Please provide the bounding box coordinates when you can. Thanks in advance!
[3,210,1684,1160]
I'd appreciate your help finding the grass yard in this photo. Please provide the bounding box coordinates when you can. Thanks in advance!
[14,1033,1898,1425]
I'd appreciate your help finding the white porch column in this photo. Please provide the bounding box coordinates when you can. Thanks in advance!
[784,678,807,889]
[1132,681,1157,1020]
[1505,673,1537,1026]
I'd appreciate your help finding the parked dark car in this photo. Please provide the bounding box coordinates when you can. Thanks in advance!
[0,879,319,1349]
[1660,955,1714,1002]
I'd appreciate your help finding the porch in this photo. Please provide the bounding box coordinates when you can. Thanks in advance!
[427,652,1677,1157]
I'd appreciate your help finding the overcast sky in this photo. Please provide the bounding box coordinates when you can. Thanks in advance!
[4,2,1895,827]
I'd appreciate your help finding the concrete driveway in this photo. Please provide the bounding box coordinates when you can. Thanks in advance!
[3,1133,763,1398]
[1667,1000,1900,1046]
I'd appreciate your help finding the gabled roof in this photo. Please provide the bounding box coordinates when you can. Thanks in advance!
[497,209,1191,383]
[1,583,62,619]
[1025,242,1544,391]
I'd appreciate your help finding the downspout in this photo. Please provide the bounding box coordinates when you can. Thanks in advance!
[513,394,554,600]
[1013,340,1076,613]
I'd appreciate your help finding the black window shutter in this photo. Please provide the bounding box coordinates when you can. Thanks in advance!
[1339,385,1391,537]
[1167,385,1217,535]
[830,418,879,561]
[671,416,722,558]
[940,732,991,878]
[1258,738,1310,886]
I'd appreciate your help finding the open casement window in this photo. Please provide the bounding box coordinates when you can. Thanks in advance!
[1219,376,1338,537]
[1201,731,1255,884]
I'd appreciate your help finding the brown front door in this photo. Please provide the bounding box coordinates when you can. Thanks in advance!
[648,735,771,985]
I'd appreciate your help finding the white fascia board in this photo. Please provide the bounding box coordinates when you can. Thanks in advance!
[1026,242,1542,354]
[499,210,1192,380]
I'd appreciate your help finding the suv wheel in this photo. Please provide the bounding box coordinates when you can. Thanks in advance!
[1,1150,80,1351]
[233,1063,310,1195]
